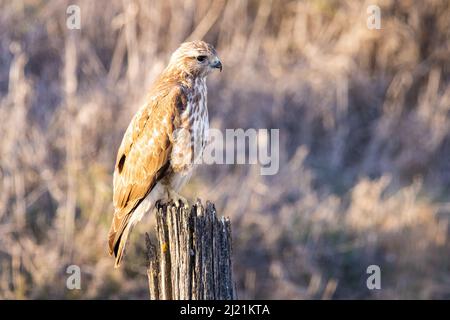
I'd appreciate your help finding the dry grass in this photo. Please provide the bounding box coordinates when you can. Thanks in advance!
[0,0,449,299]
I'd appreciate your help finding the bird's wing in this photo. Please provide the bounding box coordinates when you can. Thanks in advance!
[108,86,186,255]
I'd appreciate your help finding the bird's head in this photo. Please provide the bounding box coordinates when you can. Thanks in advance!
[168,40,222,78]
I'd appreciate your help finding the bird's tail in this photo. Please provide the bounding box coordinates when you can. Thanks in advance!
[108,187,162,267]
[108,214,133,268]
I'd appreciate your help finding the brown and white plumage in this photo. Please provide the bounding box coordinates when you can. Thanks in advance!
[108,41,222,267]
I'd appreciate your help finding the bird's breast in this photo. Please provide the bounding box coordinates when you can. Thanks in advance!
[169,79,209,180]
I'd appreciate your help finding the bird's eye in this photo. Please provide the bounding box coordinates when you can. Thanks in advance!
[196,55,207,62]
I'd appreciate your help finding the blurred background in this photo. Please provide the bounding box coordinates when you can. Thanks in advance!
[0,0,450,299]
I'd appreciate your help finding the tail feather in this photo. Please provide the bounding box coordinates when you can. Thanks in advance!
[108,212,133,268]
[112,222,133,268]
[108,188,161,267]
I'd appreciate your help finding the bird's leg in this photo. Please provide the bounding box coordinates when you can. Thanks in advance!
[156,188,174,207]
[168,188,190,208]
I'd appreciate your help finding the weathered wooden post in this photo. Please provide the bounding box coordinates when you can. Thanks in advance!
[146,200,235,300]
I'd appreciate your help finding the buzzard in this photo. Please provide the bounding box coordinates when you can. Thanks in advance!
[108,41,222,267]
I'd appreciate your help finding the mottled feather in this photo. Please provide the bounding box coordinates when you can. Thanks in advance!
[108,86,184,256]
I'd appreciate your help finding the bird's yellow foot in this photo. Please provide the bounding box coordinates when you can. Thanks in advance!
[168,190,191,209]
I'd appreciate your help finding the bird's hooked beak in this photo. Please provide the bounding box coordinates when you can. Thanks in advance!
[211,58,222,72]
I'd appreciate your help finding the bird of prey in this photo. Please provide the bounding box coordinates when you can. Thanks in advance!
[108,41,222,267]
